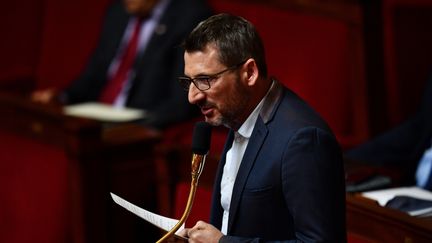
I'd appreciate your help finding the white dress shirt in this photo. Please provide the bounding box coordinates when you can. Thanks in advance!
[416,143,432,188]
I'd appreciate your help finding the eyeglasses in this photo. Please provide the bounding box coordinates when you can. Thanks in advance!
[179,60,247,91]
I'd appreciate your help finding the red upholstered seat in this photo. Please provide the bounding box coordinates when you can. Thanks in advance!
[0,0,42,89]
[0,130,69,243]
[35,0,112,90]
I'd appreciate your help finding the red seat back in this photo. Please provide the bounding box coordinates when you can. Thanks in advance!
[0,130,69,243]
[0,0,42,84]
[35,0,112,90]
[209,0,369,149]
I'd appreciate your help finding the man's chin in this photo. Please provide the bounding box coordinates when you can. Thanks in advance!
[204,116,222,127]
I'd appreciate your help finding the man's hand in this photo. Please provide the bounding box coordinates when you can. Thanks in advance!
[178,221,223,243]
[31,88,58,104]
[165,234,188,243]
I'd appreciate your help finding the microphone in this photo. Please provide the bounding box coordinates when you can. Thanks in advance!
[157,122,212,242]
[190,121,212,183]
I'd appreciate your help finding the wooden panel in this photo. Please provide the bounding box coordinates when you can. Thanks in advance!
[347,194,432,243]
[0,92,162,243]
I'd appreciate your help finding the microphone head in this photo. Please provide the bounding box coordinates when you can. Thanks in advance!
[192,121,212,155]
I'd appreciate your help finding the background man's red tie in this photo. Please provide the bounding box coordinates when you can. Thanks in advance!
[99,19,143,104]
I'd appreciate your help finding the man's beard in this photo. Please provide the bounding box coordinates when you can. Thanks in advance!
[216,79,250,130]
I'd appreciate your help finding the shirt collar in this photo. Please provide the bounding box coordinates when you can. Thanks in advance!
[237,81,274,139]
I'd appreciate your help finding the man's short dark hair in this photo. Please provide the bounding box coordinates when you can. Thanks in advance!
[183,13,267,78]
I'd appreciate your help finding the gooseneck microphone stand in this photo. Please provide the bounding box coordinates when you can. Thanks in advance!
[156,122,211,243]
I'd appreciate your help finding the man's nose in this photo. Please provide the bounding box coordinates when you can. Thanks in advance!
[188,83,204,105]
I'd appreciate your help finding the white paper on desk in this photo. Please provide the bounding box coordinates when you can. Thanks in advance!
[110,193,184,235]
[362,186,432,217]
[64,102,147,122]
[362,186,432,206]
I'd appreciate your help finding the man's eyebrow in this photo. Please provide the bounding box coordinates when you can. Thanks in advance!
[184,73,212,78]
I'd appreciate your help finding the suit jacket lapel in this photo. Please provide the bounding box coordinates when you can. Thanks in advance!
[227,80,284,233]
[227,119,268,233]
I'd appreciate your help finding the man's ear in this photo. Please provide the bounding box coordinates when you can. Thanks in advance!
[243,58,259,86]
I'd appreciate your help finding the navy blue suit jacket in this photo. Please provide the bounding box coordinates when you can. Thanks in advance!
[210,81,346,242]
[63,0,212,128]
[345,75,432,185]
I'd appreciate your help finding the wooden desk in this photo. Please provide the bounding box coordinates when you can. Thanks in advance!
[0,92,162,243]
[346,194,432,243]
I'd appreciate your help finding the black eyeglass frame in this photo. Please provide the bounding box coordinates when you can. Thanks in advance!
[178,60,247,91]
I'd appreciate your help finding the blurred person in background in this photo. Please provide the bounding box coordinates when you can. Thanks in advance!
[345,75,432,191]
[32,0,212,129]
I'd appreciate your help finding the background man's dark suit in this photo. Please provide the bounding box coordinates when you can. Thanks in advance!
[64,0,212,128]
[345,75,432,186]
[210,81,346,242]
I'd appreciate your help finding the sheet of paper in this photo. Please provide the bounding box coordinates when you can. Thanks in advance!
[110,193,185,236]
[64,102,146,122]
[409,206,432,217]
[362,186,432,206]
